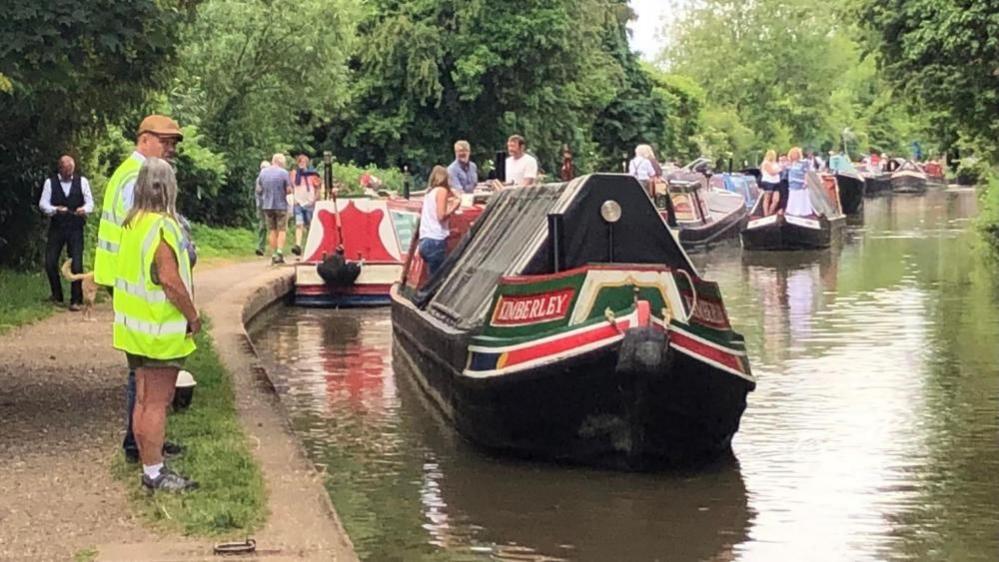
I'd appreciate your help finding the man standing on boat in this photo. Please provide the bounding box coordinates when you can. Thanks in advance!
[504,135,538,187]
[447,140,478,194]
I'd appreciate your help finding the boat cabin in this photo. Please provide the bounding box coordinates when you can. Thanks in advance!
[398,174,699,330]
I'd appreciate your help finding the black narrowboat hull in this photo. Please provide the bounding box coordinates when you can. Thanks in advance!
[864,174,892,196]
[891,172,927,194]
[391,290,754,470]
[835,174,865,215]
[740,213,844,251]
[675,206,748,249]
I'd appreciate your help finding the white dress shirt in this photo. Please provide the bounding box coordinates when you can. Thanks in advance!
[39,175,94,216]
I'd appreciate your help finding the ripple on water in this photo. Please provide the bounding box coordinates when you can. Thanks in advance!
[248,189,999,561]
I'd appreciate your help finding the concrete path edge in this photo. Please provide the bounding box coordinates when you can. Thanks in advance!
[199,266,358,561]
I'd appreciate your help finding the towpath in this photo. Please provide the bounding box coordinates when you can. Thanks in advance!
[0,260,356,561]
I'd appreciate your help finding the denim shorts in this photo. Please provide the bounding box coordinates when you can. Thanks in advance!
[419,238,448,276]
[294,204,314,226]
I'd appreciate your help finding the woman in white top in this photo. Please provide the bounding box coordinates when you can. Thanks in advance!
[418,165,461,276]
[760,149,782,215]
[628,144,657,180]
[784,147,814,217]
[628,144,660,196]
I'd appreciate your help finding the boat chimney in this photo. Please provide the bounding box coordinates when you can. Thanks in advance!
[323,151,333,200]
[402,164,411,199]
[547,213,565,273]
[495,151,507,183]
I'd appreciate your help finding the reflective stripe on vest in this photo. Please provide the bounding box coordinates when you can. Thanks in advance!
[112,212,196,360]
[94,155,143,286]
[98,239,120,253]
[114,312,188,336]
[115,279,167,303]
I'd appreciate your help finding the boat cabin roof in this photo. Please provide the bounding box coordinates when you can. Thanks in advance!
[420,174,695,330]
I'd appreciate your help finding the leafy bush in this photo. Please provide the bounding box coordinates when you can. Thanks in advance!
[331,162,410,195]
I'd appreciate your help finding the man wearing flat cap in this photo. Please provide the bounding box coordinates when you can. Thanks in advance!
[94,114,186,464]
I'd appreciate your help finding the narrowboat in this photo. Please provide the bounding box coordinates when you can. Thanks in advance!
[656,175,748,250]
[295,193,487,306]
[712,173,762,211]
[890,159,928,193]
[391,174,755,469]
[740,171,846,251]
[294,198,418,306]
[922,161,947,188]
[827,155,865,214]
[857,164,891,195]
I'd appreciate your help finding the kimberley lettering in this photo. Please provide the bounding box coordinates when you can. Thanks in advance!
[493,289,574,325]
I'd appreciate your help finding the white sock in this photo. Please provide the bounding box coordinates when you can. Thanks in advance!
[143,463,164,480]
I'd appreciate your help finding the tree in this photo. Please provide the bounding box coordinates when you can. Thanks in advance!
[590,1,672,170]
[658,0,895,160]
[859,0,999,161]
[327,0,634,176]
[0,0,197,267]
[645,69,706,162]
[166,0,358,224]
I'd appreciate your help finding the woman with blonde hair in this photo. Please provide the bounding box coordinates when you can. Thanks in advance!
[760,149,782,215]
[114,157,199,492]
[784,147,813,216]
[418,165,461,276]
[629,144,662,197]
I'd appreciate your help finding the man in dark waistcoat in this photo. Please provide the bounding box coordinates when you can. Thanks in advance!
[38,155,93,310]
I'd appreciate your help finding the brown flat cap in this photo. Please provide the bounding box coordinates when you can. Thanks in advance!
[137,115,184,140]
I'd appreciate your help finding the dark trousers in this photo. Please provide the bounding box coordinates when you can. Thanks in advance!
[44,224,84,304]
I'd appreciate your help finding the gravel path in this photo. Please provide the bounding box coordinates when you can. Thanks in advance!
[0,259,356,561]
[0,306,167,560]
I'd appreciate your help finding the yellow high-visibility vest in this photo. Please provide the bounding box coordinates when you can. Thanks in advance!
[112,211,196,360]
[94,153,144,286]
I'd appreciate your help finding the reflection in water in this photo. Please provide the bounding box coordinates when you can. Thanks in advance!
[249,189,999,561]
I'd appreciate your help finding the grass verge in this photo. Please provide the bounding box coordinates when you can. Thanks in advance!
[112,317,267,536]
[0,270,59,335]
[190,223,259,260]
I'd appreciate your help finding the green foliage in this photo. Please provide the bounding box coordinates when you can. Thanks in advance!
[859,0,999,163]
[647,70,705,162]
[332,162,409,194]
[979,173,999,251]
[590,1,672,169]
[167,0,357,226]
[657,0,928,163]
[73,548,98,562]
[0,0,198,267]
[0,270,58,334]
[331,0,662,175]
[189,223,258,260]
[697,106,756,162]
[112,319,267,536]
[174,126,230,224]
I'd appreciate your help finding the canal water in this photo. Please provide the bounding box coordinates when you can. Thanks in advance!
[247,188,999,561]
